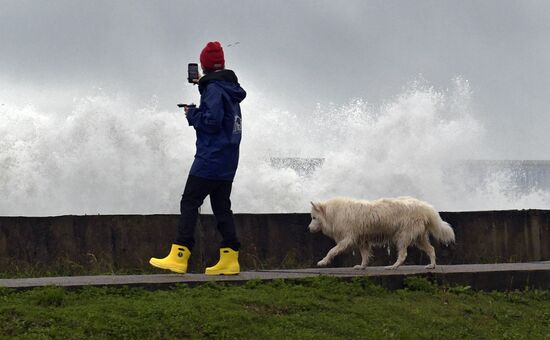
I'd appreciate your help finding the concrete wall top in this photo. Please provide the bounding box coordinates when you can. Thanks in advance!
[0,210,548,276]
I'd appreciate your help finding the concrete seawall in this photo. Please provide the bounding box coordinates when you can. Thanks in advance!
[0,210,549,275]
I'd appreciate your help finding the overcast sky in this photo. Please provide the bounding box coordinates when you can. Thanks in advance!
[1,0,550,159]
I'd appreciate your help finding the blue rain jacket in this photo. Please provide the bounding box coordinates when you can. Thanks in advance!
[186,69,246,181]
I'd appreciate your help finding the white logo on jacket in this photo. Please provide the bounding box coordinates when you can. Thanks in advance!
[233,115,242,134]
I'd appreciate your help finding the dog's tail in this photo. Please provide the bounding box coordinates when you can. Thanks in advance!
[427,211,455,244]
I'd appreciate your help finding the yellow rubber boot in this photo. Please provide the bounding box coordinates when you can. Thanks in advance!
[205,248,240,275]
[149,244,191,274]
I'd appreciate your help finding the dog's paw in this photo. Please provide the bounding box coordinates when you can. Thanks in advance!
[353,265,366,270]
[424,264,436,270]
[317,259,329,267]
[384,265,399,270]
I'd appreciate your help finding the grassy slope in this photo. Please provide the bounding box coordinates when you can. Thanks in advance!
[0,277,548,339]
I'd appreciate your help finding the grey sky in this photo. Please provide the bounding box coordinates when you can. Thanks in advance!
[1,0,550,159]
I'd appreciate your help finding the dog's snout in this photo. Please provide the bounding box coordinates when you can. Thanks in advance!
[308,221,319,233]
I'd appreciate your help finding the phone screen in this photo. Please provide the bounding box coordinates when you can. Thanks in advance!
[188,63,199,83]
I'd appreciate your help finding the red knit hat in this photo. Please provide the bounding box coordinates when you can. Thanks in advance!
[200,41,225,70]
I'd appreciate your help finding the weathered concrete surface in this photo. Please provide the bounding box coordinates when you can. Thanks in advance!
[0,210,549,275]
[1,262,548,292]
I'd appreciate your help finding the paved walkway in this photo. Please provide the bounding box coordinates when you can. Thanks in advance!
[1,262,549,290]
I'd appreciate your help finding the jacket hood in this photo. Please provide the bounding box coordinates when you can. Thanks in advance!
[198,69,246,103]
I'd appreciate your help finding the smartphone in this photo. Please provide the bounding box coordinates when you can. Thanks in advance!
[177,103,196,108]
[187,63,199,83]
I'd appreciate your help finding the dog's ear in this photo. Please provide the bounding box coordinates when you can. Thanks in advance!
[310,201,324,214]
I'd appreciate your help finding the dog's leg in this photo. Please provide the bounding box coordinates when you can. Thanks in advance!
[385,237,409,270]
[354,243,371,270]
[417,233,436,269]
[317,239,352,267]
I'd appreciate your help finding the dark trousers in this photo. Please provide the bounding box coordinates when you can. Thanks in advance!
[175,175,241,251]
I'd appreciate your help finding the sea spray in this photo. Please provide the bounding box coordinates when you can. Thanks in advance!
[1,78,549,215]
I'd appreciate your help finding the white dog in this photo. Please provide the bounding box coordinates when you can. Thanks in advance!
[308,196,455,270]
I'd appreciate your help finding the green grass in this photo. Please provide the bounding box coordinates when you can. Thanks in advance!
[0,277,548,339]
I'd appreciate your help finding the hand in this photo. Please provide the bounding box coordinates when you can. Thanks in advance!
[184,104,196,116]
[191,73,201,85]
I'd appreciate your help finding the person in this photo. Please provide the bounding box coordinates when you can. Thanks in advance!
[149,41,246,275]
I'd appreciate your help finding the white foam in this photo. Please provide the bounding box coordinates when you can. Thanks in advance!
[1,78,548,215]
